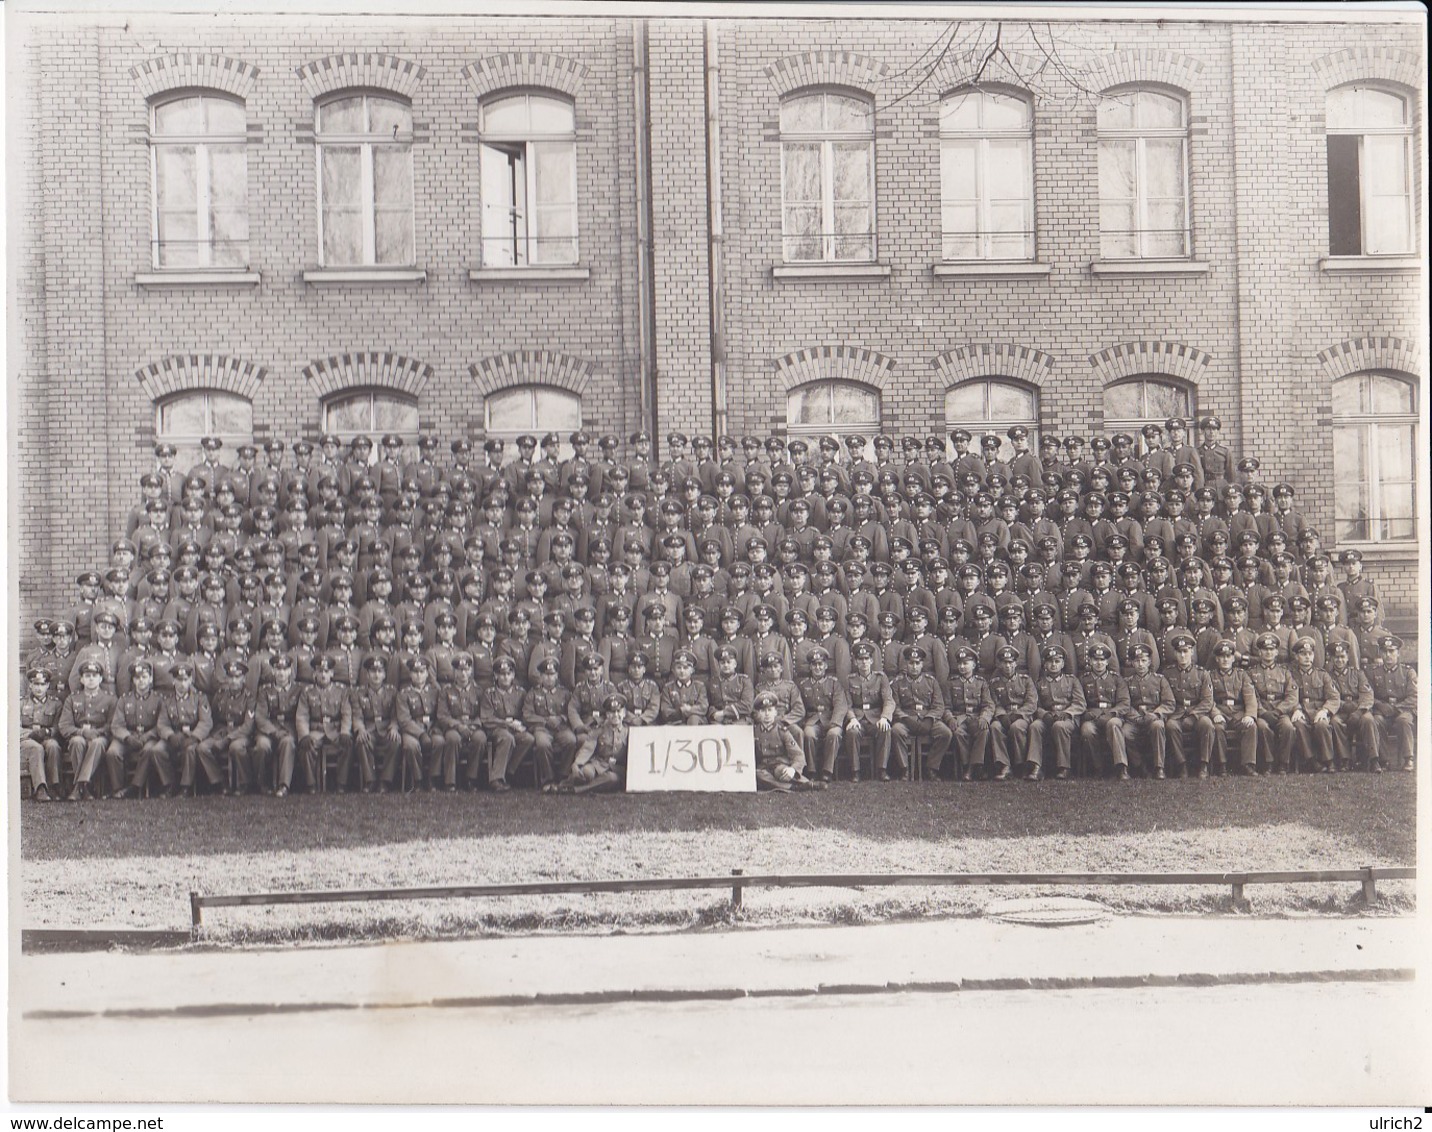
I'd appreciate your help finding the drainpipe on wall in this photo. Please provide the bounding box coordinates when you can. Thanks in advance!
[704,19,727,442]
[632,18,659,443]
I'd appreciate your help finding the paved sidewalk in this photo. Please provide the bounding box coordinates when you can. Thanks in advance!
[16,913,1420,1019]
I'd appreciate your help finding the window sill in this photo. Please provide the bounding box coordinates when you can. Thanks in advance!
[1090,260,1210,277]
[933,261,1051,279]
[772,263,892,281]
[1329,541,1420,561]
[1319,255,1421,275]
[468,266,591,283]
[134,271,261,289]
[303,268,428,285]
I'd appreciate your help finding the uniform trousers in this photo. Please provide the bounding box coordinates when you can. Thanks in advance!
[1166,713,1215,771]
[1329,709,1378,769]
[842,720,892,775]
[1028,713,1077,772]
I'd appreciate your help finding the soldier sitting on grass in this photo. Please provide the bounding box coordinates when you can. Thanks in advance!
[752,690,823,792]
[556,693,631,795]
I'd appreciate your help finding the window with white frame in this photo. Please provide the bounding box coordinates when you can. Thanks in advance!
[315,93,415,267]
[1332,371,1417,543]
[1097,88,1190,259]
[780,90,876,263]
[149,92,249,269]
[944,380,1038,463]
[786,381,881,446]
[479,91,578,267]
[323,389,420,459]
[940,88,1034,261]
[156,390,253,474]
[1103,378,1194,455]
[484,386,582,459]
[1326,86,1415,257]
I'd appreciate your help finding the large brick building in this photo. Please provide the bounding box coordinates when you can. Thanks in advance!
[10,8,1425,635]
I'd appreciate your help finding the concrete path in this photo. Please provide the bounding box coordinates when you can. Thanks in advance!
[15,913,1420,1019]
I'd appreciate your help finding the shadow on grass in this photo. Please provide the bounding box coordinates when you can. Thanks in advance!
[21,773,1415,864]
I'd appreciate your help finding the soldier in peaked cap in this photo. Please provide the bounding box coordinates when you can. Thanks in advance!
[1369,635,1416,772]
[1163,632,1215,777]
[890,645,951,780]
[1196,415,1234,485]
[1207,639,1259,775]
[1028,642,1085,780]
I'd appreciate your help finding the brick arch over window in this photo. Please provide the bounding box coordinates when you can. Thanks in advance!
[1312,47,1422,92]
[932,343,1054,389]
[1085,50,1205,94]
[462,53,590,100]
[134,354,267,402]
[302,352,433,398]
[1317,336,1424,382]
[129,52,260,100]
[929,49,1046,94]
[1087,341,1212,387]
[468,351,594,397]
[296,53,426,101]
[773,346,895,394]
[764,51,889,97]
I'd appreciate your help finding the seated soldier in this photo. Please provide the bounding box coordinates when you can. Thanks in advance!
[1207,639,1258,776]
[19,667,65,801]
[1164,632,1215,778]
[987,644,1037,781]
[890,645,951,782]
[1325,640,1379,772]
[481,656,535,792]
[438,651,488,790]
[752,691,821,792]
[347,655,399,794]
[255,652,305,797]
[1028,644,1085,780]
[707,645,754,725]
[296,655,351,792]
[1079,643,1131,779]
[798,646,849,783]
[158,660,214,797]
[1121,642,1173,777]
[943,645,994,781]
[843,640,894,781]
[558,693,631,795]
[1368,635,1416,772]
[659,648,710,727]
[200,659,257,795]
[1247,631,1299,774]
[1288,636,1338,773]
[525,658,575,790]
[108,658,166,799]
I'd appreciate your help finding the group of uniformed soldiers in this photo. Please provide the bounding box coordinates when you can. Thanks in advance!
[18,417,1418,800]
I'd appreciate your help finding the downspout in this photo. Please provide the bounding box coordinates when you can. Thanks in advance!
[704,20,727,441]
[632,18,659,441]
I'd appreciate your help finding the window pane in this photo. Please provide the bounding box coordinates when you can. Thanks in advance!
[1333,425,1367,506]
[832,144,871,203]
[1330,375,1363,416]
[826,94,871,132]
[829,383,878,424]
[945,385,986,419]
[1358,88,1409,129]
[486,389,533,432]
[156,147,199,210]
[208,145,247,210]
[942,209,979,259]
[368,98,411,135]
[1103,383,1142,419]
[783,143,822,204]
[533,142,575,204]
[1144,139,1185,199]
[1369,374,1415,415]
[154,97,202,135]
[529,95,574,134]
[159,396,208,436]
[1145,382,1189,418]
[374,147,412,207]
[1325,88,1360,131]
[988,383,1034,418]
[326,396,373,433]
[984,92,1030,130]
[319,96,365,134]
[1145,202,1188,257]
[322,147,363,206]
[1137,91,1184,129]
[1362,136,1411,254]
[1326,134,1364,256]
[1098,94,1136,131]
[534,388,583,430]
[375,210,413,265]
[1375,423,1415,481]
[787,385,827,427]
[1099,140,1137,202]
[780,95,823,133]
[940,91,980,131]
[986,139,1028,199]
[208,393,252,435]
[206,97,246,135]
[942,140,977,202]
[372,395,419,432]
[483,95,529,134]
[321,148,363,266]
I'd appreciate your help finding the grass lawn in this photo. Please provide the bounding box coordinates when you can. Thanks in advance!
[19,773,1415,942]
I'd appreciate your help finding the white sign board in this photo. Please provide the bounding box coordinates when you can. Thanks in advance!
[625,725,757,792]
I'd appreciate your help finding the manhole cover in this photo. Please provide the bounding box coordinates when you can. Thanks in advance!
[983,896,1111,926]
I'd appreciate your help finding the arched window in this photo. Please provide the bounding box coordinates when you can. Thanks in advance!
[315,92,414,267]
[1097,87,1190,259]
[786,381,881,445]
[940,88,1034,261]
[149,92,248,269]
[780,90,876,263]
[1326,85,1414,257]
[156,390,253,473]
[484,386,583,458]
[943,380,1038,462]
[323,389,420,459]
[479,91,578,267]
[1332,372,1417,543]
[1103,378,1194,453]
